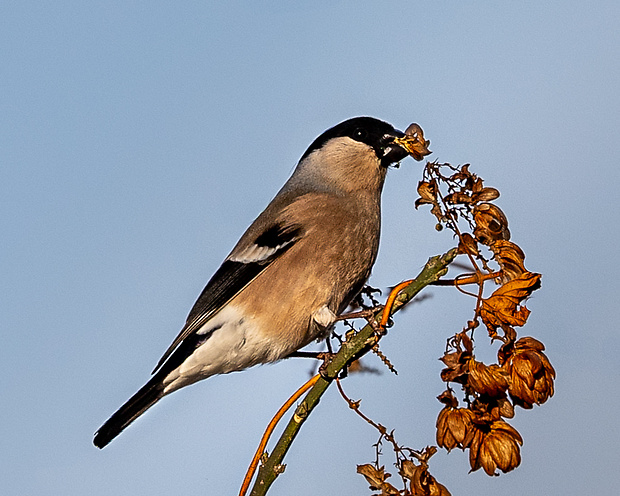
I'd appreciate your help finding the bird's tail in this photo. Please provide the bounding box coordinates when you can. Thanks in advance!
[94,376,165,449]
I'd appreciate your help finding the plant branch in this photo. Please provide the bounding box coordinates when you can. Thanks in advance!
[246,248,457,496]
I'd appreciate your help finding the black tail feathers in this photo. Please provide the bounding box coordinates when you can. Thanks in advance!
[94,378,164,449]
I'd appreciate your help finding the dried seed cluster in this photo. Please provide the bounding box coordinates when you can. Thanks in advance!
[416,161,555,476]
[356,138,555,495]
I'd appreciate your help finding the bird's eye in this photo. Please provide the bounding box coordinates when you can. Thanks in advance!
[352,128,368,141]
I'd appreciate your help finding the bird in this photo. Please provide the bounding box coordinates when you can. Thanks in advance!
[93,116,428,449]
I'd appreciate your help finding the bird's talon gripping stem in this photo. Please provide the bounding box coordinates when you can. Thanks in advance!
[317,352,336,379]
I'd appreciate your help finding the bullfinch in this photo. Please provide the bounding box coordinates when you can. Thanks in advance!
[93,116,427,448]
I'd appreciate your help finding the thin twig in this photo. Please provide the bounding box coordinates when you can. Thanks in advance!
[429,271,500,286]
[239,374,320,496]
[379,279,414,330]
[335,377,422,487]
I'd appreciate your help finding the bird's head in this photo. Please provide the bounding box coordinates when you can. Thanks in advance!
[291,117,430,194]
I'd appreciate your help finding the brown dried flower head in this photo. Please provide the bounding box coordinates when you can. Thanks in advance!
[500,337,556,409]
[436,405,475,451]
[393,123,432,161]
[467,359,510,398]
[466,419,523,476]
[411,159,552,484]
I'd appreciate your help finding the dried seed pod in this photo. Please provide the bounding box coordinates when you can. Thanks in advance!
[466,420,523,476]
[501,337,556,408]
[473,202,510,245]
[468,359,511,397]
[471,187,500,203]
[436,406,475,451]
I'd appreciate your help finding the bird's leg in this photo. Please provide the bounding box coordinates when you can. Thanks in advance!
[335,308,375,321]
[284,350,336,379]
[337,306,383,334]
[286,351,324,359]
[317,351,335,379]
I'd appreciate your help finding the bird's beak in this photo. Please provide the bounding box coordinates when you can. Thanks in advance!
[382,123,432,165]
[381,129,409,165]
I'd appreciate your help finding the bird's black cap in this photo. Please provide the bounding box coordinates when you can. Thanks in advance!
[299,116,407,165]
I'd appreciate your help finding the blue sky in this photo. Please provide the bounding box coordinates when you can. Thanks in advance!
[2,1,619,495]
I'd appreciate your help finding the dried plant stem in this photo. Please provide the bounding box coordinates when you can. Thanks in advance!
[335,378,401,453]
[245,249,456,496]
[379,279,414,330]
[239,374,320,496]
[335,378,419,489]
[430,271,500,286]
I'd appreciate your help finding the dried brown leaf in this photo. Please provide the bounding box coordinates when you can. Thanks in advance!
[480,272,541,334]
[495,397,515,419]
[440,351,469,384]
[448,164,473,183]
[415,179,439,208]
[436,389,459,408]
[457,233,479,256]
[472,187,500,203]
[357,464,399,494]
[401,459,452,496]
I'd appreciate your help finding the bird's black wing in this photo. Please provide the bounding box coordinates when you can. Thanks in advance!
[152,223,304,373]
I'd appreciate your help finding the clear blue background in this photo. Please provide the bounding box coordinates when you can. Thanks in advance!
[2,1,619,495]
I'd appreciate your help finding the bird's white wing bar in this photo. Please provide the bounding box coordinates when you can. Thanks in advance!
[228,238,297,263]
